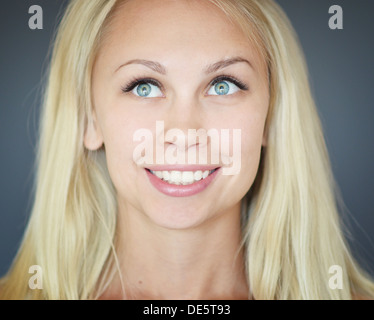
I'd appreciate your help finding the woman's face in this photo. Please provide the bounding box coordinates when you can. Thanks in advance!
[86,0,269,229]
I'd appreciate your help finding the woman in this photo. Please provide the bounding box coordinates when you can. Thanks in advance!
[1,0,373,300]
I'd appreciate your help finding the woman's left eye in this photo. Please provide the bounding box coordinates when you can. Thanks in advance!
[207,78,244,96]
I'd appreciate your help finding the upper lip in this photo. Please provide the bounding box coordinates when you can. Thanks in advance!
[145,165,221,171]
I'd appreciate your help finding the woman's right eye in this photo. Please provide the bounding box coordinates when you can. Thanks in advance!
[134,82,163,97]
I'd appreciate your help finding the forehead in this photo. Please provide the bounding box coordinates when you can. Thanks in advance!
[98,0,265,74]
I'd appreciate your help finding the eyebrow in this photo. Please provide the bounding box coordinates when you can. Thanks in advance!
[204,57,253,74]
[114,56,252,75]
[115,59,167,74]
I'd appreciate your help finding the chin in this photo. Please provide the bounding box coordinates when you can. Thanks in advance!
[142,201,214,231]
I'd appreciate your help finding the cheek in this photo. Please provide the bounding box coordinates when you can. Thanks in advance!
[214,115,265,210]
[98,110,145,190]
[226,106,267,188]
[103,128,133,194]
[240,111,266,171]
[98,99,152,160]
[221,106,267,154]
[241,116,265,153]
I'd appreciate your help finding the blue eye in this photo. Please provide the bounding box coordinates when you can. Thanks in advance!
[133,82,162,97]
[214,81,230,95]
[207,78,244,96]
[122,79,163,98]
[136,83,151,97]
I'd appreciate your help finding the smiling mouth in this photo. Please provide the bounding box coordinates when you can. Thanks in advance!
[146,168,219,185]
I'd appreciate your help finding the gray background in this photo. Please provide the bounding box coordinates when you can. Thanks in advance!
[0,0,373,279]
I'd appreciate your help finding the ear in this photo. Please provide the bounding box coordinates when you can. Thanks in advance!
[84,111,104,150]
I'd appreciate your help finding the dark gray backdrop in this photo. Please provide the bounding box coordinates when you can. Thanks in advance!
[1,0,373,279]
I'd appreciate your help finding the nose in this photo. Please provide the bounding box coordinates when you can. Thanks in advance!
[156,96,209,165]
[158,96,206,150]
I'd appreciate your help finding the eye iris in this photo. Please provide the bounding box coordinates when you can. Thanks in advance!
[214,81,229,95]
[137,83,151,97]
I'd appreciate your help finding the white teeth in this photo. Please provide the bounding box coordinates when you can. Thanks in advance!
[149,169,216,185]
[194,171,203,181]
[170,171,182,185]
[202,170,209,179]
[182,171,194,185]
[162,171,170,181]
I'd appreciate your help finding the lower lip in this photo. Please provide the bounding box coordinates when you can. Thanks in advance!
[145,168,220,197]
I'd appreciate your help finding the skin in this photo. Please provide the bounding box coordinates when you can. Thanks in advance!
[85,0,269,299]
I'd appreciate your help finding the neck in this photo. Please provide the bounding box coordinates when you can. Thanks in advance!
[101,201,248,300]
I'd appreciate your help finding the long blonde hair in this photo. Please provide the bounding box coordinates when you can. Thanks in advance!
[1,0,373,299]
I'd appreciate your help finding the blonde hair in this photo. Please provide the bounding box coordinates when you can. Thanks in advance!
[1,0,373,299]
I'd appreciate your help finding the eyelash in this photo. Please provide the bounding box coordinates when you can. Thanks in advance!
[120,75,249,95]
[210,75,248,92]
[121,77,162,94]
